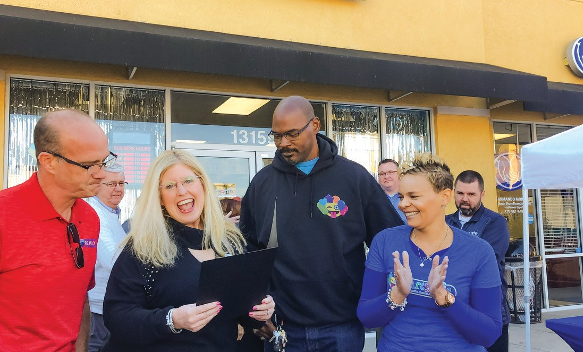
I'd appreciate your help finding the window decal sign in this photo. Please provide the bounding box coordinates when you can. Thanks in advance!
[495,152,522,191]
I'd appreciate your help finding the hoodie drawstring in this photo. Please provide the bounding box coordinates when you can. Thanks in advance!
[294,171,299,196]
[309,175,314,218]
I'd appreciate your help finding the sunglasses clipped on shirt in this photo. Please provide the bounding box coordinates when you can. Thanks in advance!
[67,223,85,269]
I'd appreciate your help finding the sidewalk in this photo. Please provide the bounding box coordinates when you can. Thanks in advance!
[509,308,583,352]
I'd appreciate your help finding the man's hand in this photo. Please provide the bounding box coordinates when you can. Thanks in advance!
[75,297,90,352]
[254,320,275,341]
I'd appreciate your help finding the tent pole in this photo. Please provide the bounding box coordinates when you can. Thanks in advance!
[522,187,531,351]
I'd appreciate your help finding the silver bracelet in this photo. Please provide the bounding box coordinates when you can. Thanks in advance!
[166,308,183,334]
[386,288,407,311]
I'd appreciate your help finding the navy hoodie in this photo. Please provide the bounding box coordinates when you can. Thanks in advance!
[240,134,403,326]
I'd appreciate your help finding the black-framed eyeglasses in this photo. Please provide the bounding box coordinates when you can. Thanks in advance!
[102,181,128,188]
[47,151,117,174]
[268,118,314,142]
[67,223,85,269]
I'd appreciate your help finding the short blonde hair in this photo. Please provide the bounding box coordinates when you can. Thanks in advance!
[123,150,246,267]
[400,153,453,192]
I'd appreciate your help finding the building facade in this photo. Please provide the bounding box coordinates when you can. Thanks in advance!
[1,1,583,311]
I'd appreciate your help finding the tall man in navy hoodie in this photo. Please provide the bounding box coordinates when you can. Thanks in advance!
[445,170,510,352]
[240,96,403,352]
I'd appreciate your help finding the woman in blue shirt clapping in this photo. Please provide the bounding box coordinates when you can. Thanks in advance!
[357,153,502,351]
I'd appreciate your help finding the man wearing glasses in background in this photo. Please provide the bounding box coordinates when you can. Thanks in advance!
[240,96,403,352]
[377,159,407,223]
[0,109,112,352]
[85,162,127,351]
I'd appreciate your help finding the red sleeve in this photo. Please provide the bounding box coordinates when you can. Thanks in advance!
[88,270,96,291]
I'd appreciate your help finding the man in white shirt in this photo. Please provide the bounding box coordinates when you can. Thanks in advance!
[86,162,127,351]
[377,159,406,223]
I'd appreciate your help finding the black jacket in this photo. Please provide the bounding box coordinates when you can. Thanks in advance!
[103,219,260,351]
[446,204,511,325]
[240,134,403,326]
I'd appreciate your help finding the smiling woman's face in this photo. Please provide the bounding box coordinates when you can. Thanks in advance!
[398,173,449,230]
[159,163,205,229]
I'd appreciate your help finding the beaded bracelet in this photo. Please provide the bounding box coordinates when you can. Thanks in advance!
[166,308,183,334]
[386,288,408,311]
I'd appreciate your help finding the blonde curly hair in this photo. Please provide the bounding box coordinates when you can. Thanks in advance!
[400,153,453,192]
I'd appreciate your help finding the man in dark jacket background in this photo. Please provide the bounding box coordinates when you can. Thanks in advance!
[446,170,510,352]
[240,96,403,352]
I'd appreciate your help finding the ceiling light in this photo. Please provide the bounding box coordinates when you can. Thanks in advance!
[212,97,270,115]
[494,133,516,140]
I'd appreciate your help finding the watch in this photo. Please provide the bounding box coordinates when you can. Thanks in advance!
[435,291,454,308]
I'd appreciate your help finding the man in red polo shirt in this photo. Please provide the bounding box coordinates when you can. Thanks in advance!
[0,109,112,352]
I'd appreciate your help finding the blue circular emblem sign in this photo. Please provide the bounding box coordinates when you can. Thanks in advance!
[495,152,522,191]
[566,37,583,78]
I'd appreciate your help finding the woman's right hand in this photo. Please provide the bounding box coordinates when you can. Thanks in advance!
[172,301,222,333]
[391,251,413,303]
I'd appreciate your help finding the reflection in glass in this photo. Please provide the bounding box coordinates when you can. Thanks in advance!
[196,156,251,198]
[384,108,431,164]
[541,190,579,254]
[332,104,379,174]
[546,257,583,307]
[8,78,89,187]
[95,85,166,222]
[170,91,326,147]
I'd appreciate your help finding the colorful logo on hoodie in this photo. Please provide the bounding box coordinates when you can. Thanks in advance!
[317,194,348,218]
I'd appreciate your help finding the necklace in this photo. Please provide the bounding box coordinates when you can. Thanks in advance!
[412,227,449,267]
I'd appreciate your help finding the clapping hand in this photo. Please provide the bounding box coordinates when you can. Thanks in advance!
[427,255,449,300]
[225,211,240,225]
[391,251,413,303]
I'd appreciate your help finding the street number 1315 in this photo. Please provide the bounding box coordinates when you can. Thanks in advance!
[231,130,271,145]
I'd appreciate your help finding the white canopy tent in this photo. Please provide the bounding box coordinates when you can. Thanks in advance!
[520,123,583,351]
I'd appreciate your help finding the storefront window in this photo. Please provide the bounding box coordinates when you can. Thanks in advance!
[170,91,326,147]
[493,122,537,253]
[384,107,431,164]
[7,78,89,187]
[331,104,380,173]
[95,85,166,222]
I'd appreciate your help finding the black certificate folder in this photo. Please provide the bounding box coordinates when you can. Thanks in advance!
[196,248,277,318]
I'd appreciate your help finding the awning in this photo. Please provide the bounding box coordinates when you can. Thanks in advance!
[523,82,583,116]
[0,4,548,102]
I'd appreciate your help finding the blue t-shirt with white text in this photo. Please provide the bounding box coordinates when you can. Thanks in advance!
[366,225,500,352]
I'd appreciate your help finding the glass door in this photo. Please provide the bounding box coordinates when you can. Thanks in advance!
[181,149,255,199]
[535,125,583,309]
[175,144,275,199]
